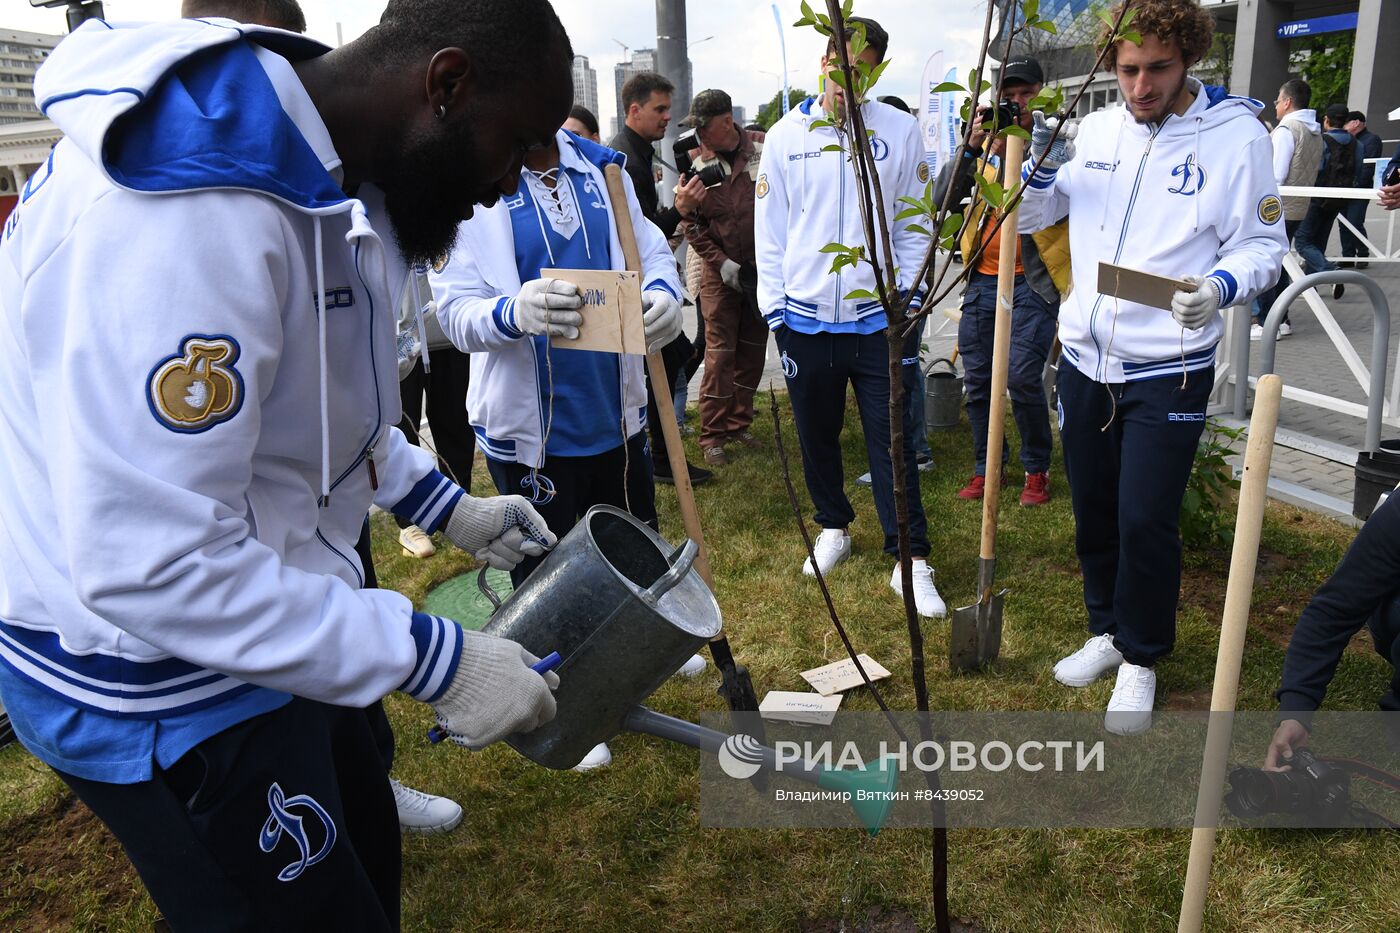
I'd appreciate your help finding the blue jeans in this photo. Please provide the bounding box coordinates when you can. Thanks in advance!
[1294,200,1343,276]
[958,272,1057,475]
[903,315,932,461]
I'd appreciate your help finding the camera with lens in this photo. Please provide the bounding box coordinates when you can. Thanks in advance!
[672,129,728,189]
[1225,748,1352,823]
[979,98,1023,133]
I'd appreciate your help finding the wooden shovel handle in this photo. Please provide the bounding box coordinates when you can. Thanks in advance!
[979,133,1024,560]
[601,164,714,588]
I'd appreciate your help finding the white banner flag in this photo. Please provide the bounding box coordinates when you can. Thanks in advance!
[917,51,945,184]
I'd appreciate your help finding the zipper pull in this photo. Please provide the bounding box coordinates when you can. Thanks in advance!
[366,445,379,490]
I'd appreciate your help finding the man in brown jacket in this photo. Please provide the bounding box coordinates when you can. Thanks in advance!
[679,89,770,466]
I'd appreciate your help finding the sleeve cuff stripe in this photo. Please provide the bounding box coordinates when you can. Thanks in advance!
[493,297,523,337]
[393,471,450,524]
[1208,269,1239,307]
[645,281,681,300]
[401,614,462,703]
[415,481,462,533]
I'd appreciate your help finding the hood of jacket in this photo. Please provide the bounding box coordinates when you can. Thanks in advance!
[36,17,346,212]
[1280,108,1320,134]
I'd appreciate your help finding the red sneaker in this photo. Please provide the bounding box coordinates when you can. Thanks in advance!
[957,475,986,500]
[1020,471,1051,506]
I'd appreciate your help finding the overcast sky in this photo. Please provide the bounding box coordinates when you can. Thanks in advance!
[5,0,995,131]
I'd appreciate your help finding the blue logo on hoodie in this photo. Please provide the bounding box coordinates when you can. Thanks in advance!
[1168,154,1207,196]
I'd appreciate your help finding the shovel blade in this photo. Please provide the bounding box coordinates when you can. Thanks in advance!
[949,589,1008,672]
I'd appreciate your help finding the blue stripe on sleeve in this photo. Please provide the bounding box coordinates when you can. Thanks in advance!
[1207,269,1238,307]
[391,471,465,533]
[401,614,463,703]
[493,297,523,337]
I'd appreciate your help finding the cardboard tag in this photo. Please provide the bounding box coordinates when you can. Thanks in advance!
[542,268,645,355]
[760,691,843,726]
[800,654,892,696]
[1096,261,1194,312]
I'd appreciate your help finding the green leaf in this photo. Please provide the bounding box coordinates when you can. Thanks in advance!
[973,173,1006,209]
[841,0,853,17]
[844,288,879,300]
[827,70,849,91]
[931,81,964,93]
[809,118,833,129]
[904,223,932,237]
[940,213,964,239]
[819,242,851,254]
[897,195,928,209]
[1033,19,1058,34]
[867,59,891,89]
[894,207,926,221]
[1001,124,1031,141]
[821,144,845,152]
[1119,29,1142,45]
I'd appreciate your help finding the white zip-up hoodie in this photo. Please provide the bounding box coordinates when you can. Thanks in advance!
[431,130,680,469]
[755,97,929,334]
[1019,78,1288,383]
[0,19,467,734]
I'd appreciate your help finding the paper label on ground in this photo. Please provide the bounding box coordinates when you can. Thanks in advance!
[800,655,892,696]
[759,691,843,725]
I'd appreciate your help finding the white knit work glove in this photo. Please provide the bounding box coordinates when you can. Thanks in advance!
[720,259,743,292]
[444,494,557,570]
[1170,275,1222,330]
[642,290,683,352]
[1029,110,1077,173]
[429,629,559,749]
[511,278,584,339]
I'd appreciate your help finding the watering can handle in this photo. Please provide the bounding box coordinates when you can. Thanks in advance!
[642,539,699,605]
[476,566,504,612]
[924,356,957,377]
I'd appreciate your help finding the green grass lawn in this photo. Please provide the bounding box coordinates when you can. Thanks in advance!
[2,393,1397,932]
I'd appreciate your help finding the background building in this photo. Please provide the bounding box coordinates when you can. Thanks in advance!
[571,54,598,117]
[0,28,59,125]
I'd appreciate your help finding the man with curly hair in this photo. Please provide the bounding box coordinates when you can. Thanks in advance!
[1018,0,1287,735]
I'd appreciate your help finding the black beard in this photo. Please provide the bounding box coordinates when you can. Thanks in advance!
[381,117,493,266]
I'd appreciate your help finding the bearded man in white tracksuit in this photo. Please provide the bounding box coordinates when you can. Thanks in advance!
[754,16,944,618]
[1017,0,1287,734]
[0,7,577,928]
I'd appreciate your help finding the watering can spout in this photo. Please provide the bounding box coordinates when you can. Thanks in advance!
[622,706,898,834]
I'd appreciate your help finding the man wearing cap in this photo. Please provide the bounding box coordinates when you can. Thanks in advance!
[677,89,769,466]
[934,56,1068,506]
[1340,111,1383,268]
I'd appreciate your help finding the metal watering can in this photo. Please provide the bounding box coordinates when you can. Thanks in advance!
[470,505,899,833]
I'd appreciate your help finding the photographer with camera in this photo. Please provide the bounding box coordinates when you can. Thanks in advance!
[1266,491,1400,770]
[934,56,1067,507]
[674,89,768,466]
[608,72,712,488]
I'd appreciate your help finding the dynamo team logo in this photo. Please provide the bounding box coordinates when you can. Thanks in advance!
[259,782,337,883]
[781,352,798,379]
[520,471,557,506]
[717,733,766,780]
[1168,153,1207,196]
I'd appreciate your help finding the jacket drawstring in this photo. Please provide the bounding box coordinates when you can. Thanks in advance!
[411,265,431,373]
[314,215,330,508]
[1193,116,1202,233]
[1099,115,1126,232]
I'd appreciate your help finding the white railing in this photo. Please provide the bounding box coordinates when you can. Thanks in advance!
[1278,184,1397,265]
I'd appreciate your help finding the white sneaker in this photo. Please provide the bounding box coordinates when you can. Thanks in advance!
[1249,323,1263,341]
[892,560,947,617]
[1053,634,1124,687]
[802,529,852,577]
[399,524,436,559]
[675,654,707,677]
[573,742,613,772]
[1277,322,1293,339]
[390,778,462,833]
[1104,662,1157,735]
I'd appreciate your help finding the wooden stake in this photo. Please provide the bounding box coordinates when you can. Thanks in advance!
[1177,372,1283,933]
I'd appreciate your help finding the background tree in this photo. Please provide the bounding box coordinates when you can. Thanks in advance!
[755,88,811,130]
[1291,33,1355,112]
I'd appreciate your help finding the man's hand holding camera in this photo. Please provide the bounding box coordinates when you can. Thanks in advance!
[1265,718,1311,771]
[674,174,707,219]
